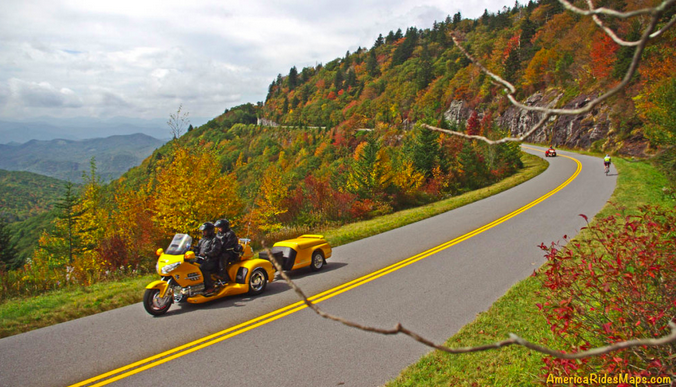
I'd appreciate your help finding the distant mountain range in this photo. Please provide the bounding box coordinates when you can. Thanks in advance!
[0,133,166,183]
[0,116,211,144]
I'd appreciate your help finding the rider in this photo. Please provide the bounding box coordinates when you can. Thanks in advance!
[192,222,222,294]
[215,219,239,281]
[604,154,612,172]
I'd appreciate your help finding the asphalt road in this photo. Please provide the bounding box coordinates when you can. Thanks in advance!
[0,146,617,387]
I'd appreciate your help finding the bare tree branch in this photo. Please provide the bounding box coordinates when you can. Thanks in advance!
[425,0,676,144]
[263,245,676,359]
[558,0,676,19]
[167,104,190,139]
[580,0,676,47]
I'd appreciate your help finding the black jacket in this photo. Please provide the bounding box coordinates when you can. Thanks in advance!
[217,230,239,251]
[193,235,222,261]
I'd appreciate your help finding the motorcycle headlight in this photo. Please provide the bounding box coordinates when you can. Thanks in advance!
[161,262,181,275]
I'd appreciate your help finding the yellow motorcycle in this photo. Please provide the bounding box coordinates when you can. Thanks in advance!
[143,233,275,316]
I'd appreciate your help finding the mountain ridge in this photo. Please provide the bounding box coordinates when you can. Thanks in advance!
[0,133,166,183]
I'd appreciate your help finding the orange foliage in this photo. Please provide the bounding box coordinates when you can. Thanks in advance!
[590,32,618,80]
[523,48,559,89]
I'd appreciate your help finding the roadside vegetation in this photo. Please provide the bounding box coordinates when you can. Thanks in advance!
[0,152,544,339]
[387,156,676,386]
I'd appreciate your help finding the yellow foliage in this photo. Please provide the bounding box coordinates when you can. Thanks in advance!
[392,160,426,195]
[314,142,328,157]
[248,164,290,233]
[153,144,243,240]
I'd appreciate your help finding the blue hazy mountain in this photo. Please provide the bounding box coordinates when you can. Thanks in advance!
[0,133,166,183]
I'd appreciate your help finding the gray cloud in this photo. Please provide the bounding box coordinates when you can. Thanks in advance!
[9,78,83,108]
[0,0,515,122]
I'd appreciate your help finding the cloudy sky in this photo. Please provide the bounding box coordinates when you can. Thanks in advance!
[0,0,515,122]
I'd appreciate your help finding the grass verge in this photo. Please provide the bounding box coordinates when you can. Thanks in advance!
[386,157,675,386]
[0,152,545,339]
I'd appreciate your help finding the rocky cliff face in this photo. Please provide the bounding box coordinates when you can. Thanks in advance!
[443,91,649,157]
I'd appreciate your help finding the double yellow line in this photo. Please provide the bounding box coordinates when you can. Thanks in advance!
[72,149,581,387]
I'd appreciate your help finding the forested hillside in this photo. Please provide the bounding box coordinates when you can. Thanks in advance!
[249,0,674,160]
[0,170,66,222]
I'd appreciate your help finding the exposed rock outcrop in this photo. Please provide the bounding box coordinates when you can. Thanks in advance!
[443,91,649,157]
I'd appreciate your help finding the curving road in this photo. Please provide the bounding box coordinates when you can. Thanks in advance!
[0,146,617,387]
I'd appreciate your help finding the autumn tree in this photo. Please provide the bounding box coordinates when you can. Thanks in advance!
[107,184,157,269]
[247,164,291,233]
[153,144,243,240]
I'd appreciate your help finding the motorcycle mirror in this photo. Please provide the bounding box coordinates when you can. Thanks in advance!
[185,251,196,260]
[156,248,164,257]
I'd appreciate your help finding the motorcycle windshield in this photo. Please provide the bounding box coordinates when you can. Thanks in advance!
[166,234,193,255]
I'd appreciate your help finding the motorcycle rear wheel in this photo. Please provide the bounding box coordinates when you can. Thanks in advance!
[143,288,173,316]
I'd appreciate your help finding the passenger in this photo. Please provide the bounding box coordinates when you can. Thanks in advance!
[193,222,222,294]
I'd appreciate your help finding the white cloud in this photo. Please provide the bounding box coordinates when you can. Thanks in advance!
[0,0,516,122]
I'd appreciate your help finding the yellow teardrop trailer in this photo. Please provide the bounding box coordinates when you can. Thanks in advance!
[259,234,332,271]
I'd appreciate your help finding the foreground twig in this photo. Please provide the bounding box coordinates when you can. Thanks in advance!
[262,245,676,359]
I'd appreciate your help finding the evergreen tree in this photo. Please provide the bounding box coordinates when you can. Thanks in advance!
[504,48,521,84]
[346,69,357,89]
[386,30,396,44]
[416,44,433,90]
[409,127,441,178]
[51,182,86,264]
[347,136,391,199]
[366,49,380,77]
[613,21,641,79]
[391,27,418,67]
[288,66,298,90]
[453,11,462,25]
[373,34,384,48]
[0,217,20,270]
[334,68,345,90]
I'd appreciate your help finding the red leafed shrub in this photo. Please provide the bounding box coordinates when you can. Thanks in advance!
[536,206,676,381]
[96,235,130,271]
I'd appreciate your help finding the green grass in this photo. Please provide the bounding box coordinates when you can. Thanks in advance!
[0,275,154,338]
[0,153,545,338]
[386,157,675,386]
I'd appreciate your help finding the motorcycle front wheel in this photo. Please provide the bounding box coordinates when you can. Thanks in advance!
[143,288,173,316]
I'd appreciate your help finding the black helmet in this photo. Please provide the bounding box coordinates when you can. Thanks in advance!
[214,219,230,230]
[199,222,215,232]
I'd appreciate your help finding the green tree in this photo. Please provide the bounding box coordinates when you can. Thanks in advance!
[288,66,298,89]
[347,136,392,199]
[391,27,418,67]
[416,44,433,90]
[49,182,86,265]
[366,49,380,77]
[0,217,20,270]
[334,68,345,90]
[373,34,384,48]
[408,127,441,178]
